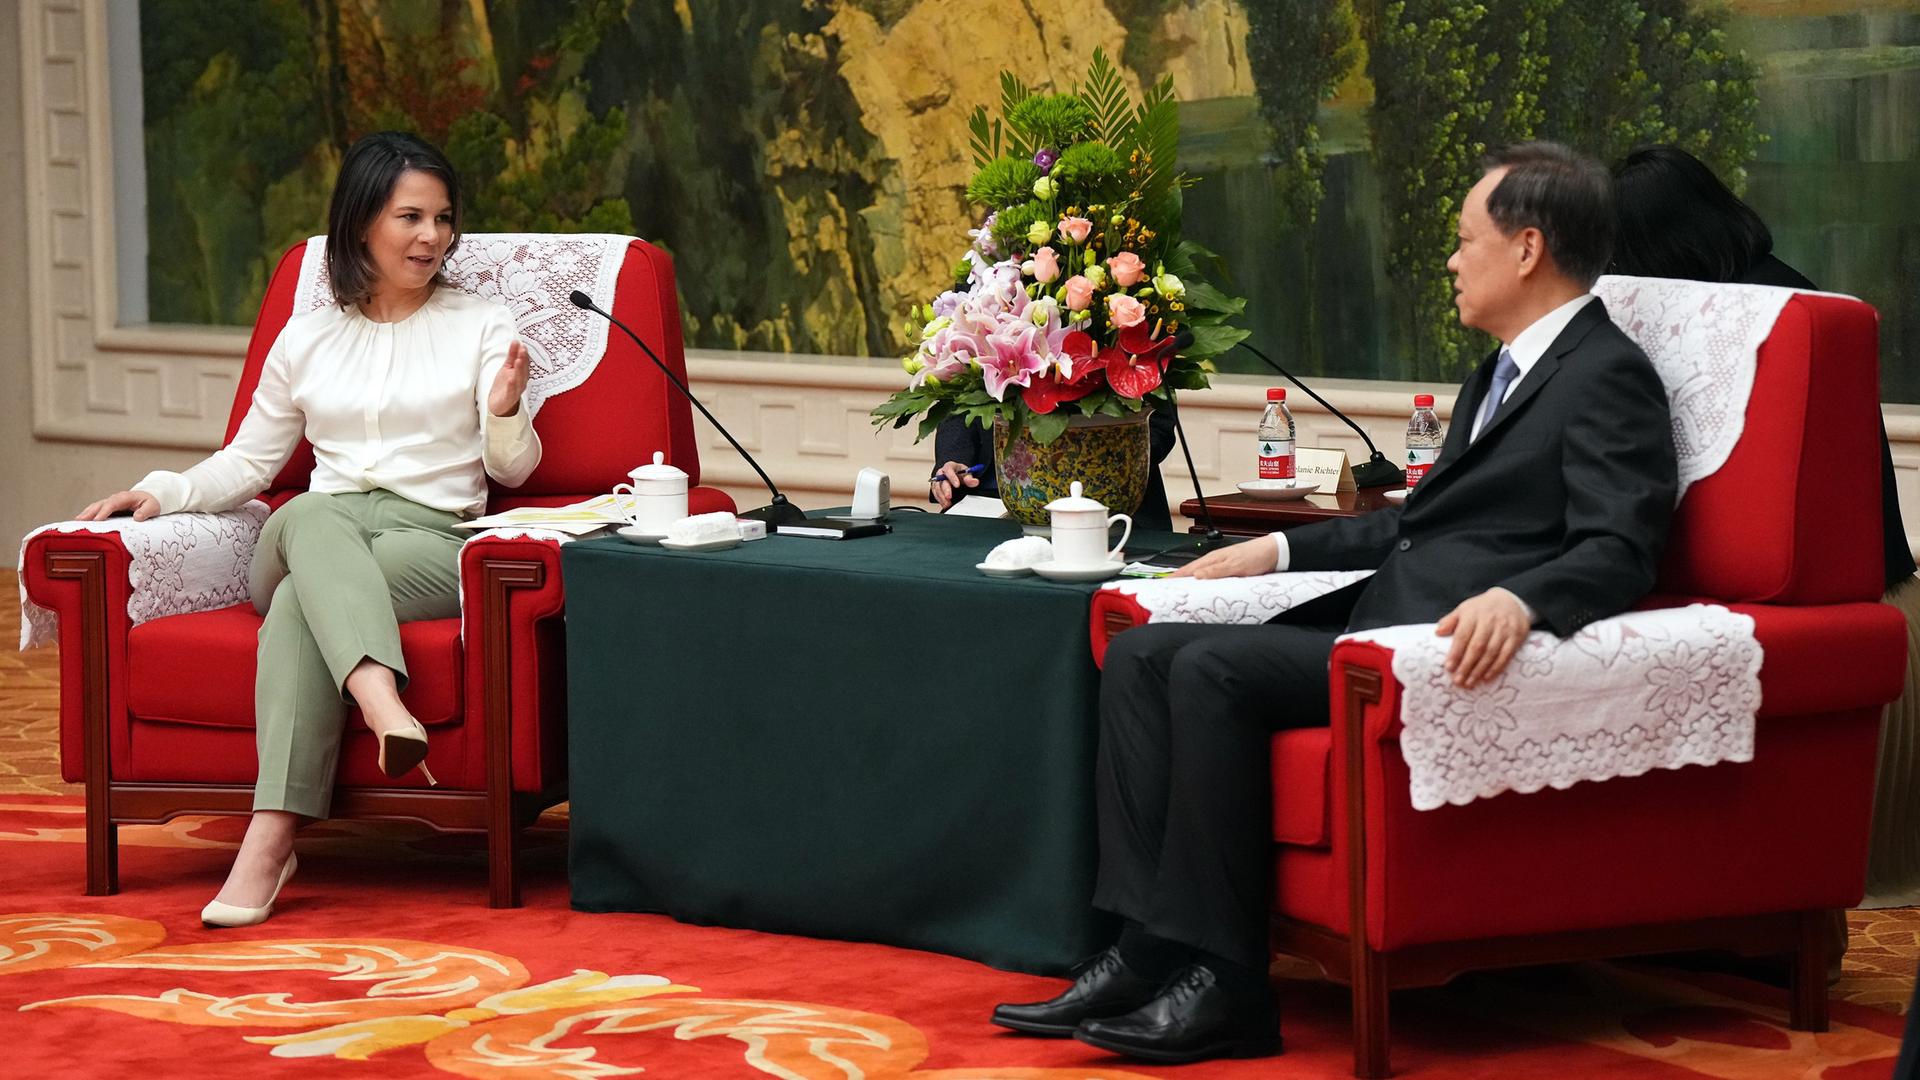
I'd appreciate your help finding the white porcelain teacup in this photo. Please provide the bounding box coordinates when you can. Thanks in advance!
[613,451,689,534]
[1045,482,1132,568]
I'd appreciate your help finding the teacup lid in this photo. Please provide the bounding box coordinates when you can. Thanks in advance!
[630,451,688,492]
[1045,481,1106,515]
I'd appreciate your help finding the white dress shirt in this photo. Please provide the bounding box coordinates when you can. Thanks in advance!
[1266,292,1596,617]
[134,288,541,518]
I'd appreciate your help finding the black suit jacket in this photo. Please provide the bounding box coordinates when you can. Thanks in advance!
[1284,300,1678,637]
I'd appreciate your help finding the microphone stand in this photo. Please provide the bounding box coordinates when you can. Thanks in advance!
[569,291,808,527]
[1237,342,1405,489]
[1168,391,1236,556]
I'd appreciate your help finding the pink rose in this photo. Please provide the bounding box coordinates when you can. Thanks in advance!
[1062,274,1095,312]
[1106,251,1147,287]
[1060,216,1093,244]
[1107,293,1147,328]
[1031,246,1061,284]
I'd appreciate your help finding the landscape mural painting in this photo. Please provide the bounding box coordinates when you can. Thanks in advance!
[141,0,1920,396]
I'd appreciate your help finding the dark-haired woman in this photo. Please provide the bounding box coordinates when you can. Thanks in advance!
[77,132,541,926]
[1615,145,1920,907]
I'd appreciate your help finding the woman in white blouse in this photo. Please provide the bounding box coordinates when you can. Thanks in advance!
[78,132,541,927]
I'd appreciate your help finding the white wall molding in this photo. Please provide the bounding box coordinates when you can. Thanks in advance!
[20,0,251,448]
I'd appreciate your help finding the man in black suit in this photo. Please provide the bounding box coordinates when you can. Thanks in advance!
[991,142,1678,1063]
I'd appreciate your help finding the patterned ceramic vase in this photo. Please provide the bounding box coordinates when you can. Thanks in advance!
[992,410,1152,528]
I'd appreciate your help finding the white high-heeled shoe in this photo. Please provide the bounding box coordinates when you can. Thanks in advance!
[201,852,298,929]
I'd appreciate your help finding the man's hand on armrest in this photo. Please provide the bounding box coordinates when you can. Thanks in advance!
[1435,587,1533,689]
[1170,532,1287,579]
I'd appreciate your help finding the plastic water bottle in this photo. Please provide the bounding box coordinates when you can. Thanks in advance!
[1258,388,1296,481]
[1405,393,1442,489]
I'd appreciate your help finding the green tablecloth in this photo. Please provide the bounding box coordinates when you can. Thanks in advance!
[562,511,1185,974]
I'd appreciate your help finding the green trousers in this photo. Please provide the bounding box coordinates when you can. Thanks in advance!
[247,490,465,817]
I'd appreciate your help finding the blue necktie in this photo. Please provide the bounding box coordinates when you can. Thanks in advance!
[1473,349,1520,443]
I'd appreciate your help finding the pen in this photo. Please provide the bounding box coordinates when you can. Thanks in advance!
[929,463,987,485]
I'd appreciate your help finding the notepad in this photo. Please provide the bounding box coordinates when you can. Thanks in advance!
[943,495,1010,519]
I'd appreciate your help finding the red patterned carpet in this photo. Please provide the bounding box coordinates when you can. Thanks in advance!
[1,571,1914,1078]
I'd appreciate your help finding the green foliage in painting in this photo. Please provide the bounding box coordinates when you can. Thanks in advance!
[142,0,635,326]
[1244,0,1361,228]
[1350,0,1761,378]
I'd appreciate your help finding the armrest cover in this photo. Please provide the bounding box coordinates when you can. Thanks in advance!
[18,503,270,649]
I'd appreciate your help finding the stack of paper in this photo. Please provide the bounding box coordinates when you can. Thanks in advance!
[453,494,632,536]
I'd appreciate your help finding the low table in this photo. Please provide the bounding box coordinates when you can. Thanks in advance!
[1181,486,1406,535]
[561,511,1183,973]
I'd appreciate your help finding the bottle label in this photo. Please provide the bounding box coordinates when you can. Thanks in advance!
[1259,438,1295,480]
[1405,447,1439,487]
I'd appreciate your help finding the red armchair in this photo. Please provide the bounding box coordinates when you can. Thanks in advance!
[1092,287,1907,1075]
[22,235,734,907]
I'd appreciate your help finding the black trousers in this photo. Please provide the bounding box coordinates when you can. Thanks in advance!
[1091,621,1340,968]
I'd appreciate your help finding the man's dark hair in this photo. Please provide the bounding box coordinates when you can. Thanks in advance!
[324,131,463,308]
[1609,145,1772,282]
[1480,141,1615,287]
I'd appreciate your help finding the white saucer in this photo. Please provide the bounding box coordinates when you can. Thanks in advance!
[1031,559,1125,583]
[1383,488,1410,502]
[659,535,741,552]
[1238,479,1318,501]
[976,562,1034,579]
[616,525,668,544]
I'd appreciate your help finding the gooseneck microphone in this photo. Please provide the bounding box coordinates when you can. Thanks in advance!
[569,289,808,527]
[1237,341,1406,489]
[1168,393,1229,552]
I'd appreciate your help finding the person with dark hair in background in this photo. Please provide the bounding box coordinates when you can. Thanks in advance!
[1614,145,1920,908]
[930,404,1181,530]
[75,131,542,928]
[990,142,1677,1064]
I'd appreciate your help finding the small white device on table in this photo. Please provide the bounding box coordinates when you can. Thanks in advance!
[850,467,891,521]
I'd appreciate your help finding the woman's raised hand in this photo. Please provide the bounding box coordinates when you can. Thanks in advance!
[77,490,160,522]
[488,340,531,417]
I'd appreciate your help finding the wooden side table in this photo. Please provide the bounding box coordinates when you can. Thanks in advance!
[1179,487,1406,536]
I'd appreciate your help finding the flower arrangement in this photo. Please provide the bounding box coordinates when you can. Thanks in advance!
[871,50,1248,447]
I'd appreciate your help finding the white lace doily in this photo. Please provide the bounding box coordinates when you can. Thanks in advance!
[1344,604,1762,810]
[1594,276,1795,502]
[291,233,631,416]
[16,503,271,650]
[1105,570,1375,625]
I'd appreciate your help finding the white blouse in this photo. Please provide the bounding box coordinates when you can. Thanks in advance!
[133,288,542,518]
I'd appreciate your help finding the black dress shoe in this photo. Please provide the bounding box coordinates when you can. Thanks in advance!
[1074,962,1281,1063]
[991,945,1162,1036]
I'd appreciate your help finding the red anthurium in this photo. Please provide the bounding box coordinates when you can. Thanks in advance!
[1117,321,1181,363]
[1104,343,1164,399]
[1023,368,1103,413]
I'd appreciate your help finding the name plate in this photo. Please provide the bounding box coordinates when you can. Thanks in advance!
[1295,448,1356,495]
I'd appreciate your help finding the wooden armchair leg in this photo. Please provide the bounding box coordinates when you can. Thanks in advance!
[85,797,118,896]
[487,802,521,909]
[1789,909,1832,1032]
[1352,941,1391,1078]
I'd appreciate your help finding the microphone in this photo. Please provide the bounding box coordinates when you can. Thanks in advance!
[569,289,808,527]
[1237,341,1406,489]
